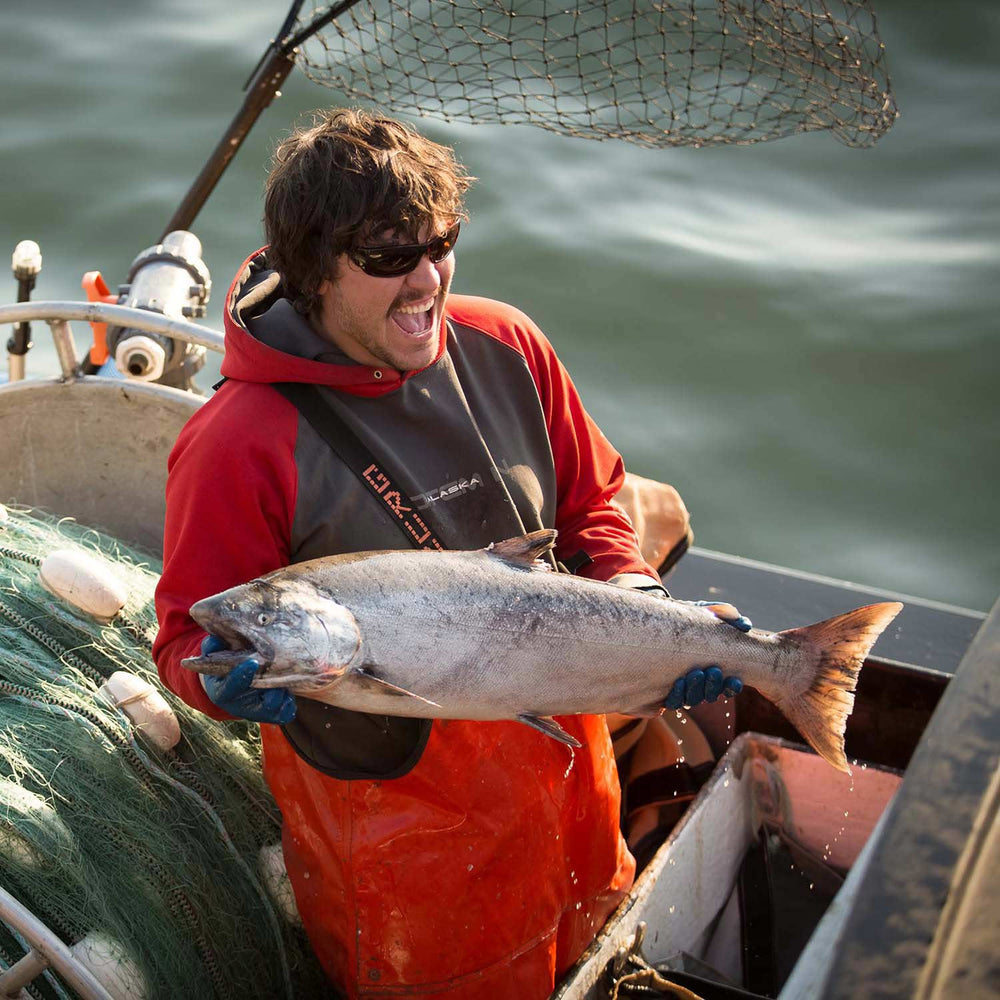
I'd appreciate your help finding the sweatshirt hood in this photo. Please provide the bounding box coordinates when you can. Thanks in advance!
[221,248,448,397]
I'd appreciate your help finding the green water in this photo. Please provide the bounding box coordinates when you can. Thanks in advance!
[0,0,996,611]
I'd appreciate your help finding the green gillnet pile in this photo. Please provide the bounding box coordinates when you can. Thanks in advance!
[0,508,333,999]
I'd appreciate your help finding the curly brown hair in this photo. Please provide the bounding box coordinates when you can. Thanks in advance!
[263,108,473,314]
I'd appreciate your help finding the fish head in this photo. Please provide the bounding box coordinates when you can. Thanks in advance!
[187,577,361,692]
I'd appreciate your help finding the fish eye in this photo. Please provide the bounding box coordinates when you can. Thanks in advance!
[256,612,271,626]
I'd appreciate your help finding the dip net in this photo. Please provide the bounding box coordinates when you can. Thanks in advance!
[291,0,896,148]
[0,509,332,999]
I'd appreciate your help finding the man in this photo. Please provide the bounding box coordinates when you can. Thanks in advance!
[154,109,742,999]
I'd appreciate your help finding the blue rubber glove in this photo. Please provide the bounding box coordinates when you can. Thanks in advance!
[200,635,297,724]
[691,600,753,633]
[664,600,751,709]
[665,667,743,710]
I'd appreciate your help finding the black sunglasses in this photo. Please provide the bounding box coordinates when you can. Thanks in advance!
[348,222,461,278]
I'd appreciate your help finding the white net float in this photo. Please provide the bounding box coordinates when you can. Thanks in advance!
[39,548,128,623]
[0,780,73,868]
[69,932,149,1000]
[98,672,182,752]
[257,843,302,926]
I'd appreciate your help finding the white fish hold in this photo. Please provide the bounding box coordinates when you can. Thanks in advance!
[182,530,902,772]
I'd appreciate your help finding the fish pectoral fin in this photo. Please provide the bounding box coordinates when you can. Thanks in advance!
[353,668,441,708]
[487,530,558,568]
[517,713,583,747]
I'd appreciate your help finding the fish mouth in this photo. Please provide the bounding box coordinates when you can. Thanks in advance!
[181,645,260,676]
[181,636,276,676]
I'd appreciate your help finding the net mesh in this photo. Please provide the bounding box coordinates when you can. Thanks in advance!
[293,0,896,149]
[0,509,333,999]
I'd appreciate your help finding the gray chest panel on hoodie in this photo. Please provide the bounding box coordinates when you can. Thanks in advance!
[288,321,557,562]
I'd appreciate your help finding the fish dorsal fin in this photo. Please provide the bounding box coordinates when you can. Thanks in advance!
[487,529,558,568]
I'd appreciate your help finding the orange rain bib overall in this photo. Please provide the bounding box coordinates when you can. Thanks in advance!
[262,713,634,998]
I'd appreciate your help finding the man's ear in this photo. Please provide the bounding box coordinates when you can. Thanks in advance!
[317,278,331,296]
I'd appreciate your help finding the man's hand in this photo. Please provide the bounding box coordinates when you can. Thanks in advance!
[663,600,751,708]
[690,599,752,633]
[199,635,297,724]
[665,667,743,710]
[607,579,749,710]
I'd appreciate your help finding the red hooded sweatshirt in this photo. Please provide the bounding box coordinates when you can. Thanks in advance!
[154,250,655,998]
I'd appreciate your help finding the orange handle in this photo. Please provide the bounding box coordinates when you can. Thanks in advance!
[81,270,117,366]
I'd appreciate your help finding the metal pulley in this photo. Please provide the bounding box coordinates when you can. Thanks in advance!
[105,230,211,390]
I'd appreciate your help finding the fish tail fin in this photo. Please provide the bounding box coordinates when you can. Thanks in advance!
[774,601,903,773]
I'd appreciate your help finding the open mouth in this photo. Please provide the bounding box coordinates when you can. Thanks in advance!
[391,297,436,336]
[182,644,256,675]
[180,631,276,676]
[184,602,274,675]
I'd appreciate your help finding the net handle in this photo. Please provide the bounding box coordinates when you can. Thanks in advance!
[160,0,364,239]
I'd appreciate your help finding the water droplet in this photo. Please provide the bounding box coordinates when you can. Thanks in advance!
[723,779,730,787]
[809,883,814,890]
[669,905,675,914]
[575,902,582,910]
[467,864,474,871]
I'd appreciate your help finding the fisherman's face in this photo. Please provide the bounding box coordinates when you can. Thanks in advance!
[312,220,455,373]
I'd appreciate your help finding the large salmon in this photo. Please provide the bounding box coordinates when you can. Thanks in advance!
[182,530,902,772]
